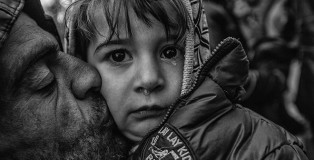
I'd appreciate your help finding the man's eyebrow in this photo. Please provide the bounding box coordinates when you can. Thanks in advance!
[28,41,59,66]
[15,41,59,86]
[94,38,130,54]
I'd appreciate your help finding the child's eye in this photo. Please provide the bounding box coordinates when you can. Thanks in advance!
[112,52,126,62]
[160,46,182,59]
[109,49,132,63]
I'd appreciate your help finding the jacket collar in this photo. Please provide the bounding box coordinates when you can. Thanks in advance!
[187,37,249,103]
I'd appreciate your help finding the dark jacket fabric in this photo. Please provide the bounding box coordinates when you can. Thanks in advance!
[129,38,308,160]
[296,0,314,136]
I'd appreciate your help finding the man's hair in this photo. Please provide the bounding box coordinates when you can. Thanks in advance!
[66,0,189,60]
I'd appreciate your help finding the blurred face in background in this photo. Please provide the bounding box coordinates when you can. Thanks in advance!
[231,0,252,18]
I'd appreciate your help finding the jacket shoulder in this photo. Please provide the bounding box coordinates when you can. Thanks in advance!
[219,105,307,159]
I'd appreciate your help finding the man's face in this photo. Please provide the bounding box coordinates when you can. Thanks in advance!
[0,13,128,159]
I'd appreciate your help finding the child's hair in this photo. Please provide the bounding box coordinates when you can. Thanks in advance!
[66,0,190,61]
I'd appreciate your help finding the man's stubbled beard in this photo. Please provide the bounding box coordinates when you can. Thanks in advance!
[3,93,131,160]
[60,93,131,160]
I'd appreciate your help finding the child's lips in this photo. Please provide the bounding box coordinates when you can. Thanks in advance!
[131,105,168,120]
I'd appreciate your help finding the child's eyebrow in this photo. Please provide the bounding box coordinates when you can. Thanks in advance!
[167,34,181,42]
[94,38,130,54]
[94,34,180,55]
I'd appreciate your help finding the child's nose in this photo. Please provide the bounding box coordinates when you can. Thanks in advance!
[134,59,165,95]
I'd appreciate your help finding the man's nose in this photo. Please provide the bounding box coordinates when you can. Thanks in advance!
[71,63,101,99]
[134,58,165,94]
[61,53,101,99]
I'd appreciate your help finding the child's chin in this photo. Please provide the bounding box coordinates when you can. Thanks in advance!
[128,118,162,141]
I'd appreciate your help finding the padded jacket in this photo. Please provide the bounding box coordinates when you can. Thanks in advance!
[129,37,309,160]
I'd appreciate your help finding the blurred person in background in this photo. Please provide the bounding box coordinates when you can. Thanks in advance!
[204,0,306,137]
[40,0,71,43]
[204,0,314,158]
[296,0,314,154]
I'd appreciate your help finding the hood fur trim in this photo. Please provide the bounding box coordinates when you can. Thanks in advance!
[181,0,212,95]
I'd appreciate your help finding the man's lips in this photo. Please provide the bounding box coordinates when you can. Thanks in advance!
[131,105,168,120]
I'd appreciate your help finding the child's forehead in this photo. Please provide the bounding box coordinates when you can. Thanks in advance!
[92,1,135,27]
[88,0,186,42]
[91,3,157,30]
[92,10,163,39]
[92,0,179,18]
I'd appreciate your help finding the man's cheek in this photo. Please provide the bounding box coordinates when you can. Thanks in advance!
[82,91,110,126]
[0,99,56,144]
[17,99,56,134]
[19,98,85,141]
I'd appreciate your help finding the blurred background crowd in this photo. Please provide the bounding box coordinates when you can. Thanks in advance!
[40,0,314,159]
[40,0,71,39]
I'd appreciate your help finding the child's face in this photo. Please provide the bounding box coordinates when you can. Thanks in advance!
[87,8,184,142]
